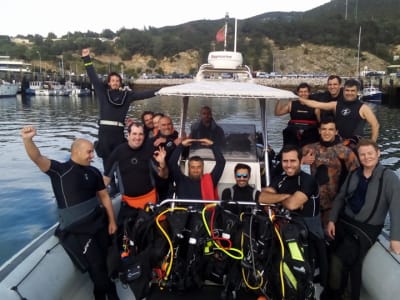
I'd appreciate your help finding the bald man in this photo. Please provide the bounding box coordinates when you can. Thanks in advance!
[21,126,119,300]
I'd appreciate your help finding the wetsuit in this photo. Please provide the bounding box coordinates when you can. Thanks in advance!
[221,184,260,214]
[169,144,226,199]
[335,99,365,140]
[283,100,319,147]
[104,140,159,218]
[270,171,328,286]
[310,88,344,122]
[326,164,400,300]
[190,119,226,148]
[269,171,320,219]
[150,130,179,200]
[46,159,117,299]
[303,137,359,227]
[82,55,159,168]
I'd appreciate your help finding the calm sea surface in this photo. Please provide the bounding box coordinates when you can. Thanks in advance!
[0,94,399,265]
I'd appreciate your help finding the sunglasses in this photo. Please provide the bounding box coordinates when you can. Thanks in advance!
[236,173,249,179]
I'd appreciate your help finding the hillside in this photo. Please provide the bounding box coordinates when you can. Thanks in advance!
[89,42,387,77]
[1,0,398,79]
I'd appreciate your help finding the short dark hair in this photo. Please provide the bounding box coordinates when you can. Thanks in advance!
[281,144,302,161]
[189,155,204,164]
[234,163,251,175]
[320,116,336,126]
[107,71,122,84]
[127,122,144,133]
[327,75,342,84]
[296,82,311,93]
[344,78,361,91]
[141,111,154,122]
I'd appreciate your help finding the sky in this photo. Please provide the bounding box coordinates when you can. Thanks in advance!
[2,0,330,37]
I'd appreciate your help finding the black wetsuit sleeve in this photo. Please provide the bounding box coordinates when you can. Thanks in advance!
[126,88,160,103]
[211,144,226,185]
[82,56,104,91]
[104,146,119,177]
[168,144,184,182]
[221,188,231,201]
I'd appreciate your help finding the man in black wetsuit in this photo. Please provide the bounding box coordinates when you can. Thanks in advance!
[81,48,159,170]
[190,106,226,148]
[221,163,260,213]
[104,122,168,217]
[275,82,320,147]
[299,78,380,143]
[259,144,327,288]
[151,115,183,200]
[21,126,119,300]
[169,138,226,200]
[310,75,344,121]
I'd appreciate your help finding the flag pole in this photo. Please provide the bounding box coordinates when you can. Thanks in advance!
[224,12,229,51]
[234,18,237,52]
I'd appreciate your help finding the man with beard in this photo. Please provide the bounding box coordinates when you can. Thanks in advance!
[190,106,226,148]
[169,138,225,200]
[81,48,159,172]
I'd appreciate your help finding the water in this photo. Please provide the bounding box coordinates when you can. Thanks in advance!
[0,94,399,265]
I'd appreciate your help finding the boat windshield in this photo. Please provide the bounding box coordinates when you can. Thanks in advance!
[188,123,258,162]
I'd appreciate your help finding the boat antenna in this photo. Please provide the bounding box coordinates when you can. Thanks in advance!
[224,12,229,51]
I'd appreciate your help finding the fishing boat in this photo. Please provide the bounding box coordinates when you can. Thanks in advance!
[0,80,19,97]
[360,83,383,103]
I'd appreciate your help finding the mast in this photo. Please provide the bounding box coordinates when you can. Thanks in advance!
[224,12,229,51]
[357,26,362,78]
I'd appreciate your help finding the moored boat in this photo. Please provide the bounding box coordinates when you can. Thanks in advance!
[0,80,19,97]
[360,84,383,103]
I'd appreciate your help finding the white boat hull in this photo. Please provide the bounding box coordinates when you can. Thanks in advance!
[0,82,18,97]
[361,230,400,299]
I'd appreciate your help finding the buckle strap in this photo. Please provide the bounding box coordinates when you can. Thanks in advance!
[98,120,124,127]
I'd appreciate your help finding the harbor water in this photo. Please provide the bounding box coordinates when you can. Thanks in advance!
[0,94,399,265]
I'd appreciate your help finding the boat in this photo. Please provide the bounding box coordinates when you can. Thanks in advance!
[1,36,399,300]
[360,83,383,103]
[65,81,92,97]
[0,80,19,97]
[24,81,70,96]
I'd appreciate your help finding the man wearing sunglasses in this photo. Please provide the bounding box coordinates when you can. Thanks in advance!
[221,163,260,211]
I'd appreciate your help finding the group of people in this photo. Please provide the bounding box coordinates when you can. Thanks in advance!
[20,48,400,300]
[271,75,400,300]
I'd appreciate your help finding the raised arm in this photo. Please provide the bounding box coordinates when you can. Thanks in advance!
[299,98,336,111]
[21,126,51,172]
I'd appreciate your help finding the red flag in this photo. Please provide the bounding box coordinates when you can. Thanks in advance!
[215,26,225,43]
